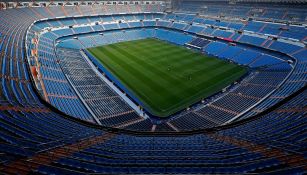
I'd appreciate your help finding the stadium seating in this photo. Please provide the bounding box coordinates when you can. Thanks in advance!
[175,1,307,22]
[0,1,305,174]
[9,7,307,130]
[187,37,210,48]
[56,48,141,126]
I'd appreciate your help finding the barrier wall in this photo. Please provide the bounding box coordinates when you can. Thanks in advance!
[83,49,151,113]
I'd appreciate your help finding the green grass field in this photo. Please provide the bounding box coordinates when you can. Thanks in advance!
[87,38,247,117]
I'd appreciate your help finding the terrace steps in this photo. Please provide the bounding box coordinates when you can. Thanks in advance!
[90,6,97,14]
[281,11,288,20]
[98,110,136,120]
[243,82,277,88]
[275,106,307,113]
[47,94,78,99]
[45,7,55,18]
[230,92,262,100]
[0,74,30,84]
[29,7,45,19]
[42,77,68,83]
[235,34,243,42]
[76,6,84,16]
[258,23,268,33]
[290,47,306,56]
[84,95,119,101]
[167,122,180,132]
[266,40,275,48]
[0,105,50,113]
[1,133,115,174]
[193,111,221,125]
[209,134,307,171]
[260,38,270,47]
[210,104,239,115]
[116,117,145,128]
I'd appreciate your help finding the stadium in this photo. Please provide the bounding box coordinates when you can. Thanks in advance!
[0,0,306,174]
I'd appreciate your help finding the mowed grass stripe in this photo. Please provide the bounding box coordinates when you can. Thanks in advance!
[117,39,177,51]
[122,39,226,70]
[101,45,197,107]
[89,46,179,110]
[117,41,236,89]
[108,44,193,88]
[90,46,185,110]
[119,38,171,49]
[118,41,193,68]
[108,43,225,100]
[161,65,246,111]
[88,38,247,117]
[89,47,172,95]
[127,42,203,66]
[103,45,187,90]
[177,66,246,103]
[122,41,225,85]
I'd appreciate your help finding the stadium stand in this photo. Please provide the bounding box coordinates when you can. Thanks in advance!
[0,0,306,174]
[1,0,305,130]
[0,0,304,132]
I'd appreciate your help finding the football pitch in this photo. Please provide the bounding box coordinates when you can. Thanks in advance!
[87,38,247,117]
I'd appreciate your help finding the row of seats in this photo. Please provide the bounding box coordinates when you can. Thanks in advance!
[187,37,210,48]
[56,48,143,128]
[28,12,305,130]
[0,4,305,174]
[175,1,307,22]
[33,88,306,174]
